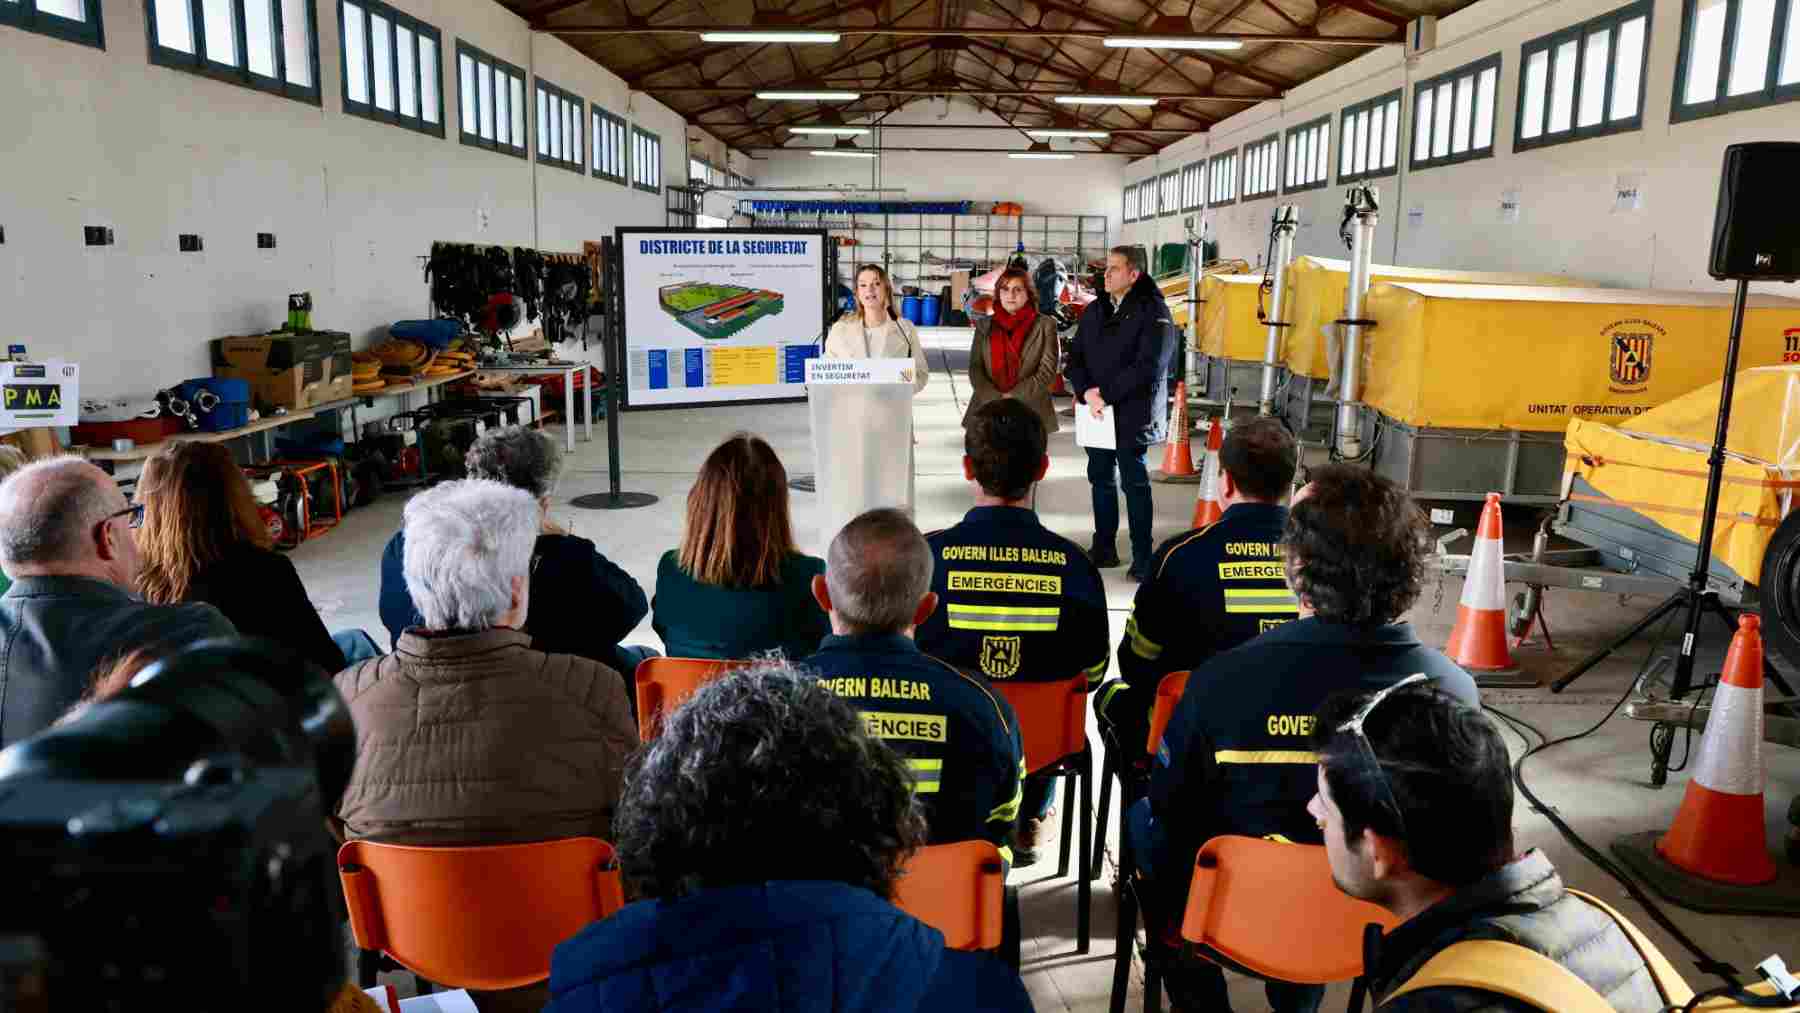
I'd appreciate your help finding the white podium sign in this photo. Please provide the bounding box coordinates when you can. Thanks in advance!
[806,357,915,548]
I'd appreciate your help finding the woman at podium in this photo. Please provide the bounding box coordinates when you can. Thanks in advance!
[824,264,930,392]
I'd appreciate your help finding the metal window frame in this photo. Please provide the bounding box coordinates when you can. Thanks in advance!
[533,75,584,174]
[1337,88,1402,183]
[1239,132,1280,200]
[146,0,320,104]
[1409,52,1501,172]
[1208,150,1238,206]
[591,104,627,184]
[1,0,104,48]
[631,124,662,194]
[1671,0,1800,122]
[455,40,526,159]
[1282,115,1331,194]
[1122,182,1137,223]
[1157,169,1180,217]
[1179,160,1205,212]
[338,0,441,138]
[1516,0,1652,151]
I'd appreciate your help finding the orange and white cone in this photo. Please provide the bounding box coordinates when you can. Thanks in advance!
[1190,418,1225,529]
[1444,493,1520,676]
[1656,614,1777,886]
[1154,381,1198,482]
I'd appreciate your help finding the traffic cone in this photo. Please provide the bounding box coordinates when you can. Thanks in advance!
[1655,615,1777,885]
[1153,381,1198,482]
[1444,493,1525,683]
[1190,418,1225,528]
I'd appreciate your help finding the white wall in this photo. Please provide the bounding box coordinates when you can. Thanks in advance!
[0,0,710,399]
[1119,0,1800,294]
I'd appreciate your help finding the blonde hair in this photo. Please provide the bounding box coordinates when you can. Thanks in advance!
[678,433,799,589]
[842,263,899,323]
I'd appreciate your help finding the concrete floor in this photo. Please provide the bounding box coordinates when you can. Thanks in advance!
[295,329,1800,1011]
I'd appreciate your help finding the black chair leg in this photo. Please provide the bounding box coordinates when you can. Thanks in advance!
[1057,767,1076,879]
[1077,751,1093,954]
[1145,962,1163,1013]
[1093,748,1115,881]
[1003,884,1022,971]
[356,949,380,988]
[1109,847,1137,1013]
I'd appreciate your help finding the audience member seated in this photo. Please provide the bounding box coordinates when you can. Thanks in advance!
[0,456,234,746]
[547,662,1033,1013]
[1309,683,1663,1011]
[136,442,353,676]
[804,508,1025,863]
[915,399,1108,865]
[0,445,29,598]
[653,433,828,660]
[380,426,653,676]
[1130,465,1481,1013]
[335,479,638,845]
[1098,416,1300,770]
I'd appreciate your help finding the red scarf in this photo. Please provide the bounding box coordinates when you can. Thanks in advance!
[988,303,1037,392]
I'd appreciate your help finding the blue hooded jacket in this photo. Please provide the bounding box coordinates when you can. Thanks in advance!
[546,880,1034,1013]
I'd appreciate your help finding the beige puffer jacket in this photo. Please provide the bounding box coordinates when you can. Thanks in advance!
[332,627,639,844]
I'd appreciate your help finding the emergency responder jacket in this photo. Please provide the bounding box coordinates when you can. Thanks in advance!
[916,506,1110,690]
[804,633,1025,861]
[1147,618,1481,902]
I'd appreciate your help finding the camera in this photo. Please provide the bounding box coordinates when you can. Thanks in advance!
[0,638,355,1012]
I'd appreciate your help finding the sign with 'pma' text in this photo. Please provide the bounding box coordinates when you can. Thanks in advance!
[0,361,79,428]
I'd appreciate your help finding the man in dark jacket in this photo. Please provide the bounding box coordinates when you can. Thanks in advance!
[1131,465,1481,1013]
[379,426,652,678]
[804,508,1025,863]
[0,457,234,746]
[1066,245,1175,580]
[1098,416,1300,768]
[548,663,1032,1013]
[917,399,1109,863]
[1309,683,1664,1012]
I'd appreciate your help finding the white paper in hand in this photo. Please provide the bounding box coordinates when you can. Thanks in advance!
[1075,404,1116,450]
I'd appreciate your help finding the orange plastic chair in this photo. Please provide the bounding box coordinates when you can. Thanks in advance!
[634,656,754,740]
[992,673,1094,953]
[1094,670,1190,881]
[338,837,625,991]
[891,841,1007,951]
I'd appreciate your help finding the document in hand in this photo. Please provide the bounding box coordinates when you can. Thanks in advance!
[1075,404,1115,450]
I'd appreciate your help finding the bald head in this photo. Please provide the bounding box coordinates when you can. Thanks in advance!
[0,456,128,577]
[822,508,935,636]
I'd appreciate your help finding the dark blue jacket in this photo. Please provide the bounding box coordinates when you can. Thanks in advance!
[380,530,647,668]
[653,550,830,662]
[1065,271,1173,448]
[546,880,1034,1013]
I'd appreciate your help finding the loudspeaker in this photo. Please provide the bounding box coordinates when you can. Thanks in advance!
[1708,141,1800,282]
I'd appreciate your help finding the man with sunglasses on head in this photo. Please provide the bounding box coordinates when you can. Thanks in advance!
[0,456,234,746]
[1128,464,1479,1012]
[1309,681,1663,1012]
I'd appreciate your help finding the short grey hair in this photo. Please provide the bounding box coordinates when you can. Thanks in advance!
[0,456,122,568]
[825,508,934,635]
[402,479,539,631]
[1109,244,1145,275]
[464,425,563,500]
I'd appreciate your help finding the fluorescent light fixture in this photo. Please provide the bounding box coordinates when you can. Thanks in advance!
[1054,94,1159,106]
[1011,141,1075,159]
[1028,129,1110,139]
[812,149,878,158]
[1102,36,1243,49]
[790,125,871,135]
[700,30,842,43]
[758,90,861,101]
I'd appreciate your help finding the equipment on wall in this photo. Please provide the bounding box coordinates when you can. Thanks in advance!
[1552,142,1799,706]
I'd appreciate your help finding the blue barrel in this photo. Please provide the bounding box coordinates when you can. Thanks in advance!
[919,294,942,326]
[901,294,923,323]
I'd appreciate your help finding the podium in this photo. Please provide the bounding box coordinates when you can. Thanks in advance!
[806,357,916,547]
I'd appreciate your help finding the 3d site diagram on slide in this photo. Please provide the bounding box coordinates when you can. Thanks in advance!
[659,282,786,340]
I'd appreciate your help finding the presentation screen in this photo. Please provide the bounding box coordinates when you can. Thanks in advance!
[617,228,830,409]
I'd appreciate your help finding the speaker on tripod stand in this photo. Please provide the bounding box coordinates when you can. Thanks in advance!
[1550,144,1800,780]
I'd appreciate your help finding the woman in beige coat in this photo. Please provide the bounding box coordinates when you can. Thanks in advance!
[965,267,1059,434]
[823,263,931,393]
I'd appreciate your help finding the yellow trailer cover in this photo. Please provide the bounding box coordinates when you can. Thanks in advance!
[1565,365,1800,583]
[1197,274,1271,361]
[1359,282,1800,431]
[1283,256,1583,379]
[1159,261,1248,329]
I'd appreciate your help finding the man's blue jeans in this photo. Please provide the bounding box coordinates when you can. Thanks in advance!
[1086,444,1153,565]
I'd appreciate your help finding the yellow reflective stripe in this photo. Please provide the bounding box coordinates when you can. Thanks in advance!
[1124,612,1163,659]
[1222,588,1300,614]
[947,603,1061,632]
[1213,749,1318,764]
[988,758,1026,825]
[1082,655,1109,685]
[997,844,1014,866]
[907,757,944,793]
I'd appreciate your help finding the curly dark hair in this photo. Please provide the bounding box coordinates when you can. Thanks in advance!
[613,661,928,901]
[1284,464,1429,626]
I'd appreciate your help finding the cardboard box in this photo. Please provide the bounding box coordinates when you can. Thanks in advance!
[211,331,354,410]
[949,270,970,310]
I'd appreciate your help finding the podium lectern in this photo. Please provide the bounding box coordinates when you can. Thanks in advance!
[806,357,916,548]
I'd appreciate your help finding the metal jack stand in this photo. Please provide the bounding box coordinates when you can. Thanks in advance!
[1258,205,1298,417]
[1333,186,1378,460]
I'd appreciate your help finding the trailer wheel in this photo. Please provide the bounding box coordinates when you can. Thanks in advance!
[1760,510,1800,672]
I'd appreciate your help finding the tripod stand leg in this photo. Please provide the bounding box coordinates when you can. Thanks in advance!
[1550,593,1684,694]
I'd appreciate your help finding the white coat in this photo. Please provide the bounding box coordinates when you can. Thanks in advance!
[823,314,931,393]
